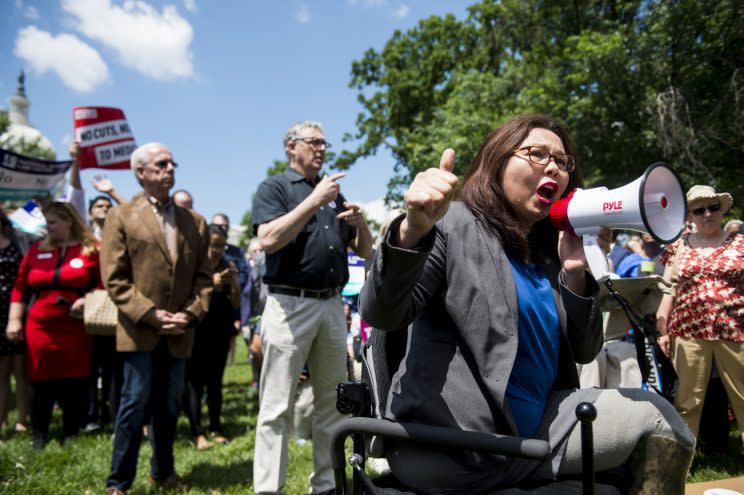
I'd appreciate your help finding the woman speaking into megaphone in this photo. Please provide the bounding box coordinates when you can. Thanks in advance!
[359,114,694,494]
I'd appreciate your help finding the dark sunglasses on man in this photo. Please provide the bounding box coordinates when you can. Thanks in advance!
[153,159,178,169]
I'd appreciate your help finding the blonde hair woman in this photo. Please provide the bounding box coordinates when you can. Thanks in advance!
[6,202,102,448]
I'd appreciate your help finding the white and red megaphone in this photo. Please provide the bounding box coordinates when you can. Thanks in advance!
[550,162,686,278]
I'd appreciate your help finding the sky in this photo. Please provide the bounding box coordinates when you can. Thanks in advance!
[1,0,473,228]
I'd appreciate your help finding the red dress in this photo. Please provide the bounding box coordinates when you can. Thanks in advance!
[11,242,101,383]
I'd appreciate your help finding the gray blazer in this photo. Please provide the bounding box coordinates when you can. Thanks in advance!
[360,202,602,437]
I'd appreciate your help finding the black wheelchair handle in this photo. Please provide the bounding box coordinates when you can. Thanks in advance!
[576,402,598,495]
[330,417,552,472]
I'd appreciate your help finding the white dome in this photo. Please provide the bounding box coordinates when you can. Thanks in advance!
[0,123,55,154]
[1,75,56,157]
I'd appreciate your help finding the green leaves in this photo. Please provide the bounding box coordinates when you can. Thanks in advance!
[344,0,744,204]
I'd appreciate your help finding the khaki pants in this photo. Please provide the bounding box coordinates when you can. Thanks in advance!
[253,293,347,495]
[293,379,314,441]
[672,336,744,441]
[577,340,642,389]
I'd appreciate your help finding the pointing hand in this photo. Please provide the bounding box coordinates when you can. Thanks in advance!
[311,172,345,207]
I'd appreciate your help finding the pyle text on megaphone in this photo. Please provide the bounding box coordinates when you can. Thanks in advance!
[550,162,687,245]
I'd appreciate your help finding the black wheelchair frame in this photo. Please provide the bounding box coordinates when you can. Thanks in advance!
[329,328,621,495]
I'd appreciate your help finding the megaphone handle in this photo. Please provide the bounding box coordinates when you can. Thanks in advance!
[583,235,610,281]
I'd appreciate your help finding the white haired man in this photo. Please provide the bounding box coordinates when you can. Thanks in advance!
[252,121,372,495]
[102,142,212,495]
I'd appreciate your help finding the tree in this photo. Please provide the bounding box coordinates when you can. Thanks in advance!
[342,0,744,204]
[266,159,288,177]
[0,107,56,161]
[239,206,253,249]
[0,136,57,161]
[0,110,9,135]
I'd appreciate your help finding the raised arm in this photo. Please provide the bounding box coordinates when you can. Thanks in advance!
[66,141,87,221]
[360,215,445,330]
[256,173,345,253]
[559,269,602,364]
[360,149,458,330]
[92,174,127,205]
[337,201,373,259]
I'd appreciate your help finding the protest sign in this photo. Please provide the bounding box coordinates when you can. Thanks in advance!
[9,200,46,236]
[73,107,136,169]
[0,147,71,200]
[342,252,366,297]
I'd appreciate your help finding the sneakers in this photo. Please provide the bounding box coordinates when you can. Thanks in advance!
[84,422,102,434]
[105,487,125,495]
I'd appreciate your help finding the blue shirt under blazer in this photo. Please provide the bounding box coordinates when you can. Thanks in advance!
[360,202,602,486]
[505,259,561,438]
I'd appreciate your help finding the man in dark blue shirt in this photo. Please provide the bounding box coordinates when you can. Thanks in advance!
[252,121,372,495]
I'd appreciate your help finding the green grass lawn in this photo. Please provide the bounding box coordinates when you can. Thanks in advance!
[1,342,742,494]
[0,343,316,494]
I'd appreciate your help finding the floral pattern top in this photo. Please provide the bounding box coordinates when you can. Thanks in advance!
[660,233,743,341]
[0,242,22,355]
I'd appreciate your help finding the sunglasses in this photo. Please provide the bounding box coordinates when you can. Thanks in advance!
[152,159,178,169]
[690,203,721,216]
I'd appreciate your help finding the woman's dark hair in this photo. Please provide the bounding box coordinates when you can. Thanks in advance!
[208,223,228,240]
[459,114,583,263]
[0,209,15,240]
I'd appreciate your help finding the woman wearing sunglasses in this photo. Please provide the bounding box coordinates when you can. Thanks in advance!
[656,185,744,446]
[361,114,694,494]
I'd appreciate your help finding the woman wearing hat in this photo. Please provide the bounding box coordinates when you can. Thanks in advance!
[656,185,744,444]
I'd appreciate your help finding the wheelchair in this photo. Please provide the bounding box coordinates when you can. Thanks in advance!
[331,328,627,495]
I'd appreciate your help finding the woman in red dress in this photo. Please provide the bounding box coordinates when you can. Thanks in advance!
[6,202,101,448]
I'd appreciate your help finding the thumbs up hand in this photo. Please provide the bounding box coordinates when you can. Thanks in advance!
[397,149,458,249]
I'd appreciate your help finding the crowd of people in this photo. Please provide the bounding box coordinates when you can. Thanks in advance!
[0,115,741,495]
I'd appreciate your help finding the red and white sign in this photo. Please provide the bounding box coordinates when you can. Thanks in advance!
[73,107,136,170]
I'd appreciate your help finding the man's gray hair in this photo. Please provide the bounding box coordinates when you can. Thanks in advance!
[130,142,165,185]
[283,121,324,158]
[724,219,743,231]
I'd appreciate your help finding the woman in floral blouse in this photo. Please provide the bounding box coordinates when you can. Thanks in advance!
[656,185,743,443]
